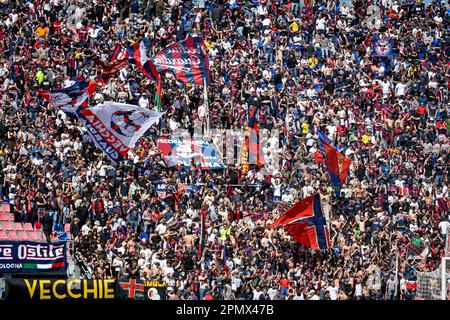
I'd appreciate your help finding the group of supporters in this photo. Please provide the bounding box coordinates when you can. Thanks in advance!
[0,0,449,300]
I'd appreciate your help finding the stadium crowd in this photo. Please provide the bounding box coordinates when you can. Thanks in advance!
[0,0,449,300]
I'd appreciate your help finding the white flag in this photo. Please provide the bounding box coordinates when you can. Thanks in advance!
[78,102,164,164]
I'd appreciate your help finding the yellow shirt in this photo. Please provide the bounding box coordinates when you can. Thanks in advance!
[220,227,231,241]
[407,66,417,77]
[308,56,318,67]
[289,21,299,32]
[36,26,48,38]
[36,70,45,84]
[75,51,84,59]
[361,134,370,144]
[301,122,309,134]
[204,40,213,51]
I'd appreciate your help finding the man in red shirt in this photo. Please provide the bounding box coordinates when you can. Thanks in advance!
[203,291,213,300]
[280,275,291,296]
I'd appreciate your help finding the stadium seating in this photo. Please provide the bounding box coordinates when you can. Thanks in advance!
[7,231,18,240]
[1,203,10,213]
[0,230,7,239]
[16,230,28,240]
[28,232,42,241]
[3,222,13,231]
[24,223,34,231]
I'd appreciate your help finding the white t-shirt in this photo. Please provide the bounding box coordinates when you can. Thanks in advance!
[327,286,338,300]
[438,221,450,235]
[155,223,167,235]
[253,290,264,300]
[355,283,363,297]
[395,83,407,96]
[267,288,277,300]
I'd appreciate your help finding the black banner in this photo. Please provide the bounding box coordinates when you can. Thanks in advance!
[144,280,167,300]
[6,278,116,300]
[0,241,67,274]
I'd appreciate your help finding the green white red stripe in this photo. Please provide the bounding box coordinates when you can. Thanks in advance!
[23,262,65,269]
[154,76,162,112]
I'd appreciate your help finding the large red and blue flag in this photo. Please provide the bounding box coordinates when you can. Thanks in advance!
[317,130,351,188]
[271,194,330,250]
[127,41,160,80]
[151,37,210,86]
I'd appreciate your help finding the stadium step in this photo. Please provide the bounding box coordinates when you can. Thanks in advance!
[3,222,14,231]
[16,230,28,240]
[24,223,34,231]
[1,203,10,213]
[7,231,18,240]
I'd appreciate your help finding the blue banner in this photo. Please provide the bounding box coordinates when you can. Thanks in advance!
[157,137,225,170]
[0,241,68,274]
[155,183,177,199]
[373,37,393,57]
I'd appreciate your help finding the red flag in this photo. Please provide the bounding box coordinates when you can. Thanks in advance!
[318,131,351,186]
[93,56,128,80]
[271,195,315,229]
[314,151,323,163]
[272,194,330,250]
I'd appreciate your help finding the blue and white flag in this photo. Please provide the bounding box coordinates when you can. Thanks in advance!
[77,102,164,164]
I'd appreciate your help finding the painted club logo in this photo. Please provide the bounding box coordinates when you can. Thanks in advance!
[375,39,391,56]
[110,110,151,137]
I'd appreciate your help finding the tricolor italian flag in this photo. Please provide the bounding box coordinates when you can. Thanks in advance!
[23,262,65,270]
[154,76,162,112]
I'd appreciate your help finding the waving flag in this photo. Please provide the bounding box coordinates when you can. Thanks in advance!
[77,102,164,165]
[38,80,96,113]
[154,76,163,112]
[156,183,177,199]
[247,105,264,167]
[108,43,130,62]
[271,194,330,250]
[93,56,129,80]
[151,37,210,86]
[127,41,159,80]
[317,130,351,188]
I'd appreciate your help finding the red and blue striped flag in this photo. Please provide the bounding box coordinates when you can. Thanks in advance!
[127,41,160,80]
[151,37,210,86]
[108,43,130,62]
[317,130,351,190]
